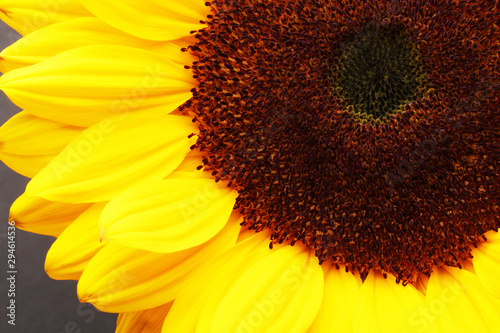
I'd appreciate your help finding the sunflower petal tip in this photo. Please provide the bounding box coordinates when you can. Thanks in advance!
[44,266,53,278]
[77,291,90,304]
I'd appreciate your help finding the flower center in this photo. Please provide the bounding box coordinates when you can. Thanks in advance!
[334,27,425,123]
[184,0,500,284]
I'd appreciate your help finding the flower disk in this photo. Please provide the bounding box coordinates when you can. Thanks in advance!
[185,0,500,283]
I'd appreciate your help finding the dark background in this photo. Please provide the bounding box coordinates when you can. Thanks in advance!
[0,21,117,333]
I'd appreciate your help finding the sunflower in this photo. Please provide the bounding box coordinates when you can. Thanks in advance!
[1,0,499,332]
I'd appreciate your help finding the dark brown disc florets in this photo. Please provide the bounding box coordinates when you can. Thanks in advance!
[182,0,500,283]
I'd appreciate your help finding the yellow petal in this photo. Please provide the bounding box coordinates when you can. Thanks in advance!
[0,0,92,36]
[0,45,196,126]
[472,230,500,299]
[116,302,173,333]
[0,17,195,73]
[100,178,237,253]
[9,193,91,236]
[308,265,361,333]
[168,149,211,179]
[162,232,319,333]
[45,203,107,280]
[78,213,241,313]
[352,272,425,333]
[161,231,270,332]
[0,111,83,177]
[1,152,55,178]
[425,266,500,333]
[80,0,210,41]
[24,115,197,203]
[0,111,83,155]
[198,247,323,333]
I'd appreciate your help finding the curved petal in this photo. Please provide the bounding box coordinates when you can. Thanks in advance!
[168,149,211,179]
[116,302,173,333]
[80,0,210,41]
[45,202,107,280]
[10,193,91,237]
[99,178,238,253]
[0,111,83,177]
[78,214,241,313]
[0,111,83,155]
[425,267,500,333]
[0,0,92,36]
[162,232,272,333]
[162,233,323,333]
[197,247,324,333]
[0,17,195,73]
[24,114,197,203]
[1,153,56,178]
[0,45,196,126]
[472,230,500,299]
[352,272,425,333]
[308,265,361,333]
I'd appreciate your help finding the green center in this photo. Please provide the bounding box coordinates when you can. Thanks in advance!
[334,28,424,122]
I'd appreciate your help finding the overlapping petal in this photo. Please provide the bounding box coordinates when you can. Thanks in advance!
[45,202,107,280]
[0,153,56,179]
[352,272,425,333]
[162,231,272,332]
[9,193,91,237]
[24,114,197,203]
[168,149,211,179]
[163,233,323,333]
[99,177,238,253]
[0,45,196,126]
[80,0,210,41]
[0,17,195,73]
[0,0,92,36]
[308,265,361,333]
[425,267,500,333]
[116,302,173,333]
[78,214,242,313]
[0,111,83,177]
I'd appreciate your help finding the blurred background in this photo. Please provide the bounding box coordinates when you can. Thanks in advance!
[0,21,117,332]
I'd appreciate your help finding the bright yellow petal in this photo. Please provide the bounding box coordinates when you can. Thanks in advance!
[9,193,91,237]
[100,178,237,253]
[196,246,324,333]
[80,0,210,41]
[0,45,196,127]
[425,266,500,333]
[352,272,425,333]
[168,149,211,179]
[116,302,173,333]
[162,231,272,333]
[0,111,83,155]
[162,232,322,333]
[0,17,195,73]
[78,214,241,313]
[0,0,92,36]
[472,230,500,299]
[308,265,361,333]
[0,111,83,177]
[24,115,197,203]
[45,203,107,280]
[1,152,55,178]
